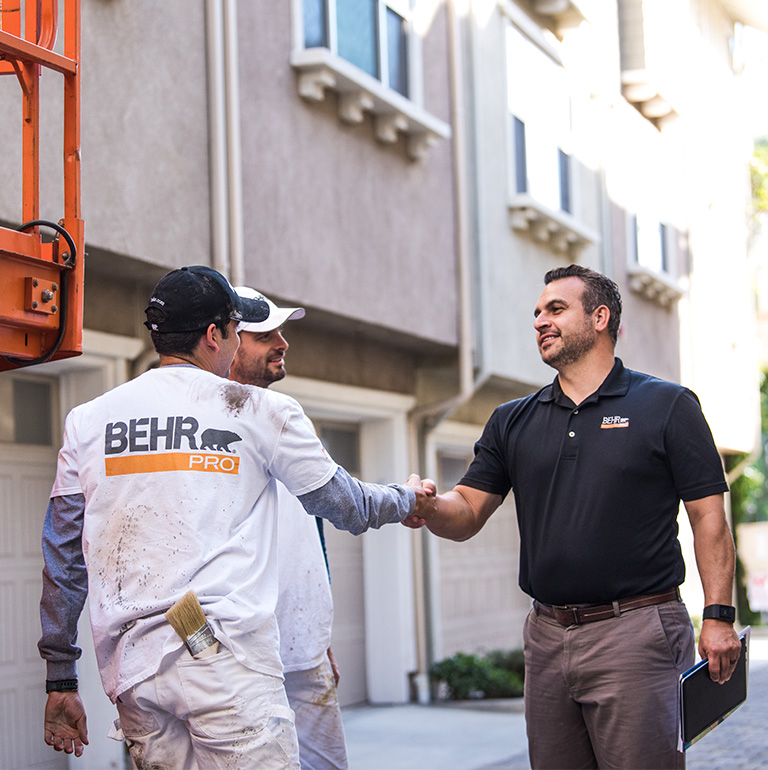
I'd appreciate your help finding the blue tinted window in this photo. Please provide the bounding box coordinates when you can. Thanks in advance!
[337,0,378,79]
[558,149,571,213]
[387,8,408,96]
[304,0,328,48]
[513,117,527,194]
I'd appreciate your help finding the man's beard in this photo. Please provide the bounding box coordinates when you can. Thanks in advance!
[541,321,597,369]
[260,363,286,387]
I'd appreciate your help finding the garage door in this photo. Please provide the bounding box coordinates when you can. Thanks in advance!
[315,420,367,707]
[0,375,66,769]
[436,449,528,657]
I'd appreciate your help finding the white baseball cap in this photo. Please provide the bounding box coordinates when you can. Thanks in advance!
[234,286,305,333]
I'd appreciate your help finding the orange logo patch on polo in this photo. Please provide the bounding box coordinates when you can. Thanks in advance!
[601,416,629,429]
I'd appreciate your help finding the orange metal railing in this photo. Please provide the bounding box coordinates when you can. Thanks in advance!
[0,0,83,370]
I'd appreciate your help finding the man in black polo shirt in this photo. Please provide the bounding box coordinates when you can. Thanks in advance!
[405,264,741,769]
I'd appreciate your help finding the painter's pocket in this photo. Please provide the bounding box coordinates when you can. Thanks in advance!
[115,688,159,739]
[176,646,280,740]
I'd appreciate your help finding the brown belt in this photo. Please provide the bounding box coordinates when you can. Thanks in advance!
[534,588,681,627]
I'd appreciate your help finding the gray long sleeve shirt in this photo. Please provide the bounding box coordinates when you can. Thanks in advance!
[39,468,414,680]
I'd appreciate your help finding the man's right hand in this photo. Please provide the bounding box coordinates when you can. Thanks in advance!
[404,474,437,528]
[44,691,88,757]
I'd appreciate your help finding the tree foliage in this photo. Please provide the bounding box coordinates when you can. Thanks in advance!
[729,371,768,625]
[731,371,768,525]
[751,137,768,241]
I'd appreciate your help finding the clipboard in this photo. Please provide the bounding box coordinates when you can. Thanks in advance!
[678,626,750,751]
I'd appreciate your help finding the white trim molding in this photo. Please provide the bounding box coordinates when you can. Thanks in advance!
[626,262,685,307]
[291,47,451,161]
[508,193,600,257]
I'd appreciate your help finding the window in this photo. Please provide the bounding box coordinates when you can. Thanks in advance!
[558,149,571,214]
[513,116,527,194]
[292,0,449,159]
[626,213,682,306]
[633,211,668,275]
[506,25,571,213]
[316,420,361,476]
[504,23,597,257]
[303,0,410,97]
[0,376,56,445]
[659,222,669,273]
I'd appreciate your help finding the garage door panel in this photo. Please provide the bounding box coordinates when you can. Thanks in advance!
[437,479,529,656]
[325,524,367,706]
[0,441,62,769]
[0,471,18,557]
[0,580,13,666]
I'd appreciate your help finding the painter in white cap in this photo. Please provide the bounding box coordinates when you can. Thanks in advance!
[229,287,350,770]
[230,287,305,388]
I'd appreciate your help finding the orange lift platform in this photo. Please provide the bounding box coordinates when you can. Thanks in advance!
[0,0,83,371]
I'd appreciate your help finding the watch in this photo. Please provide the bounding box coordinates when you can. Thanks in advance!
[45,679,78,693]
[702,604,736,623]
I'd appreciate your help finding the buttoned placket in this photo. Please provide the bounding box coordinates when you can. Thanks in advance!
[562,407,580,458]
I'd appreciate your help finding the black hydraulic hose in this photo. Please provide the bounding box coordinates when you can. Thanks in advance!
[3,220,77,368]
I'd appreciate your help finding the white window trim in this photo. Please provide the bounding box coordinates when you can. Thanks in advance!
[290,0,450,160]
[627,262,685,308]
[625,214,685,307]
[529,0,587,37]
[502,11,598,257]
[508,192,600,257]
[498,0,564,63]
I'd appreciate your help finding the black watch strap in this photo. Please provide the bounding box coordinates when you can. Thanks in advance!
[46,679,79,693]
[702,604,736,623]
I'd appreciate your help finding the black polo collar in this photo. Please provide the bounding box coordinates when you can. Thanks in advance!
[538,358,631,407]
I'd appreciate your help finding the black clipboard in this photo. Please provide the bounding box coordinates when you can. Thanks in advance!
[679,626,750,751]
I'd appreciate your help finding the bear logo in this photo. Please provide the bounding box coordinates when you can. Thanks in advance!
[199,428,242,453]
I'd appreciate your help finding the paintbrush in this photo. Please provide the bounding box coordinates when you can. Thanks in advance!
[165,590,219,658]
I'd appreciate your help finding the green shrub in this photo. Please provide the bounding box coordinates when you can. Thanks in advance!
[484,648,526,679]
[429,650,524,700]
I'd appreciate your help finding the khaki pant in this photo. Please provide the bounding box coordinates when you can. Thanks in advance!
[285,657,349,770]
[523,599,694,770]
[114,646,300,769]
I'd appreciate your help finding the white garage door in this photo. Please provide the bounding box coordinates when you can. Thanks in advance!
[315,420,367,707]
[0,375,66,770]
[436,449,528,658]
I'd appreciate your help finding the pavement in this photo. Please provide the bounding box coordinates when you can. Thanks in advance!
[341,628,768,770]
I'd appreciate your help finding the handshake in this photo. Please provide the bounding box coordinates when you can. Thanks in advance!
[403,474,438,529]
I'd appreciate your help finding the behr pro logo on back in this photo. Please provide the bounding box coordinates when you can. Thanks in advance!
[104,416,243,476]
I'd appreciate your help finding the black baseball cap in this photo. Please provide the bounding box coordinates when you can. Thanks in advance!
[144,266,269,333]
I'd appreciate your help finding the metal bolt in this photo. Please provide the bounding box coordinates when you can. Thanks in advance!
[52,283,59,292]
[32,300,39,309]
[32,279,39,287]
[42,290,54,302]
[52,305,58,313]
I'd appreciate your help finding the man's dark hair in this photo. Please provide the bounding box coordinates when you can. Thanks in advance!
[544,264,622,345]
[147,309,232,356]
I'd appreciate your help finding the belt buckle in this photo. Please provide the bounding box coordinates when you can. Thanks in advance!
[553,605,581,626]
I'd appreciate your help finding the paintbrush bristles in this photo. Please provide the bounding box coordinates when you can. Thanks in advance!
[165,590,208,640]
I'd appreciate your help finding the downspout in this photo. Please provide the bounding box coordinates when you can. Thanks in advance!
[409,0,487,703]
[223,0,246,286]
[206,1,230,276]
